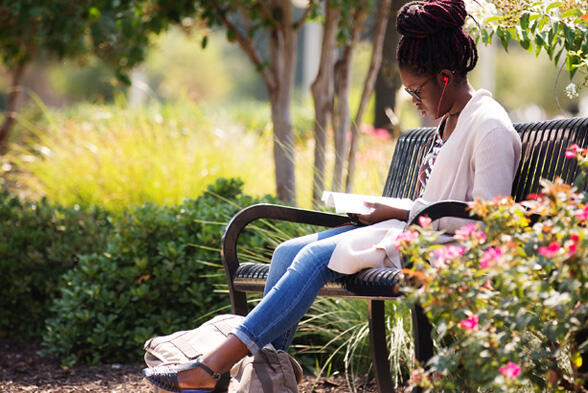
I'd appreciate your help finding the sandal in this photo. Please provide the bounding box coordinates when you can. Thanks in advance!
[143,358,230,393]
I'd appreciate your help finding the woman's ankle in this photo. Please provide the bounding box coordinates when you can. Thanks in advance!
[177,366,216,389]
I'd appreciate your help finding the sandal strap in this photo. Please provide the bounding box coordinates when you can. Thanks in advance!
[175,358,221,381]
[193,359,221,381]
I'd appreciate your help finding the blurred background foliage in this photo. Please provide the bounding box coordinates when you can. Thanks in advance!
[2,25,585,210]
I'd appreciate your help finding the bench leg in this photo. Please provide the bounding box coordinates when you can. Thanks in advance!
[230,290,249,316]
[368,300,394,393]
[577,328,588,388]
[411,303,433,393]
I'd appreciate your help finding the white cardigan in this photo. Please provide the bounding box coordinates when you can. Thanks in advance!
[327,89,522,274]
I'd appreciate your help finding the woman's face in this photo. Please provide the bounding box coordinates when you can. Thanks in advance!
[399,68,443,119]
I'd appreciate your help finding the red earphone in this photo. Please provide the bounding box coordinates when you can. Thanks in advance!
[436,75,450,118]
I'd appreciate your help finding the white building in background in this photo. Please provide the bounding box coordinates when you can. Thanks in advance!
[298,21,322,93]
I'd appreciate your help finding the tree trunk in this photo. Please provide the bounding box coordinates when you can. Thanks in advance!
[310,1,340,207]
[373,0,405,132]
[213,1,297,204]
[0,63,26,155]
[331,8,367,192]
[345,0,393,193]
[268,0,298,205]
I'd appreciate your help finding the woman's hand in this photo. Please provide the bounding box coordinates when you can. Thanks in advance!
[349,202,409,226]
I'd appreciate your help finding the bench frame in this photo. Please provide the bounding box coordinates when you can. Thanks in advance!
[221,117,588,392]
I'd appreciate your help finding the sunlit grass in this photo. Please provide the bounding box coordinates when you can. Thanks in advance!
[5,97,396,211]
[5,97,275,212]
[297,298,414,391]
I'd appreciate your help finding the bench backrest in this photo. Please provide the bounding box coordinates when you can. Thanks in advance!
[383,117,588,201]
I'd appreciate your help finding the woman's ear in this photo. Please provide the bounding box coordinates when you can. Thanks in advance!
[438,69,454,87]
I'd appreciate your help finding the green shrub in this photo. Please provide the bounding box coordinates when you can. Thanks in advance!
[0,192,111,338]
[41,178,283,365]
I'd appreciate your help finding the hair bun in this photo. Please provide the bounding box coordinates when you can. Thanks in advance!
[397,0,467,39]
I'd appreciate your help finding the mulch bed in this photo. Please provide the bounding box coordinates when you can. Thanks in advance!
[0,339,385,393]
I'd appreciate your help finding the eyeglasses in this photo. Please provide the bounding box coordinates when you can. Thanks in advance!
[404,76,434,102]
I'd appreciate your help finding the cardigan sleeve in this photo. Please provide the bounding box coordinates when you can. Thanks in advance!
[470,126,522,201]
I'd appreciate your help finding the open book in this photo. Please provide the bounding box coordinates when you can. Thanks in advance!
[321,191,412,215]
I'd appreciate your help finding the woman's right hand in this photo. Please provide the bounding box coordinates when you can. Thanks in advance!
[351,202,409,226]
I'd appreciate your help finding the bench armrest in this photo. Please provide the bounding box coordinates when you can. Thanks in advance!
[407,200,479,227]
[407,200,542,227]
[221,203,350,283]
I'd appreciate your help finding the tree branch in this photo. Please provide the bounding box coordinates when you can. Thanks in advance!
[211,3,277,91]
[345,0,393,192]
[257,0,282,31]
[293,0,315,30]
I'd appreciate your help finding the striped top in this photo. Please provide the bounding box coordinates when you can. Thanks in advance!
[418,122,445,196]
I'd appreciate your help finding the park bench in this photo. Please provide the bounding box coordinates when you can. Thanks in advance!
[221,116,588,393]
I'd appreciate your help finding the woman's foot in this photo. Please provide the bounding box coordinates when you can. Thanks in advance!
[144,358,227,392]
[144,334,250,392]
[176,363,218,390]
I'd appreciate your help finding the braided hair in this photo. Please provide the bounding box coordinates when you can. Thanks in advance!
[396,0,478,76]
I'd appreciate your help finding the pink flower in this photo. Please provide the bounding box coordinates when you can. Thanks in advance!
[566,235,579,256]
[565,150,576,159]
[454,224,486,242]
[499,362,521,379]
[418,215,432,228]
[460,315,479,330]
[410,370,422,385]
[483,280,493,290]
[569,144,580,153]
[359,124,390,140]
[538,241,561,258]
[433,245,465,267]
[480,247,502,269]
[394,230,420,249]
[576,206,588,221]
[372,128,391,140]
[567,242,577,256]
[526,193,542,200]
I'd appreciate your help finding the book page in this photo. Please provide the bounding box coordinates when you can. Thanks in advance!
[321,191,413,215]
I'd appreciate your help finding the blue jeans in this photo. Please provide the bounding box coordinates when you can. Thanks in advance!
[232,224,357,354]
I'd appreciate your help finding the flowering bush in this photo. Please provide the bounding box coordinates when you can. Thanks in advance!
[398,146,588,392]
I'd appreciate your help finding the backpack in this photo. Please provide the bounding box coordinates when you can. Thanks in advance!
[144,314,302,393]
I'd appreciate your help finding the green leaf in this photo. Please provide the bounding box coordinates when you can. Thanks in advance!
[551,22,560,44]
[529,13,541,22]
[535,33,546,54]
[566,54,579,75]
[562,24,577,50]
[554,48,564,65]
[496,28,511,52]
[89,7,101,20]
[538,15,548,30]
[520,12,530,30]
[201,35,208,49]
[546,2,562,12]
[520,37,532,51]
[561,9,581,19]
[481,28,493,45]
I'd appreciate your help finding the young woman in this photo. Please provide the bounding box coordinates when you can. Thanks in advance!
[144,0,522,391]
